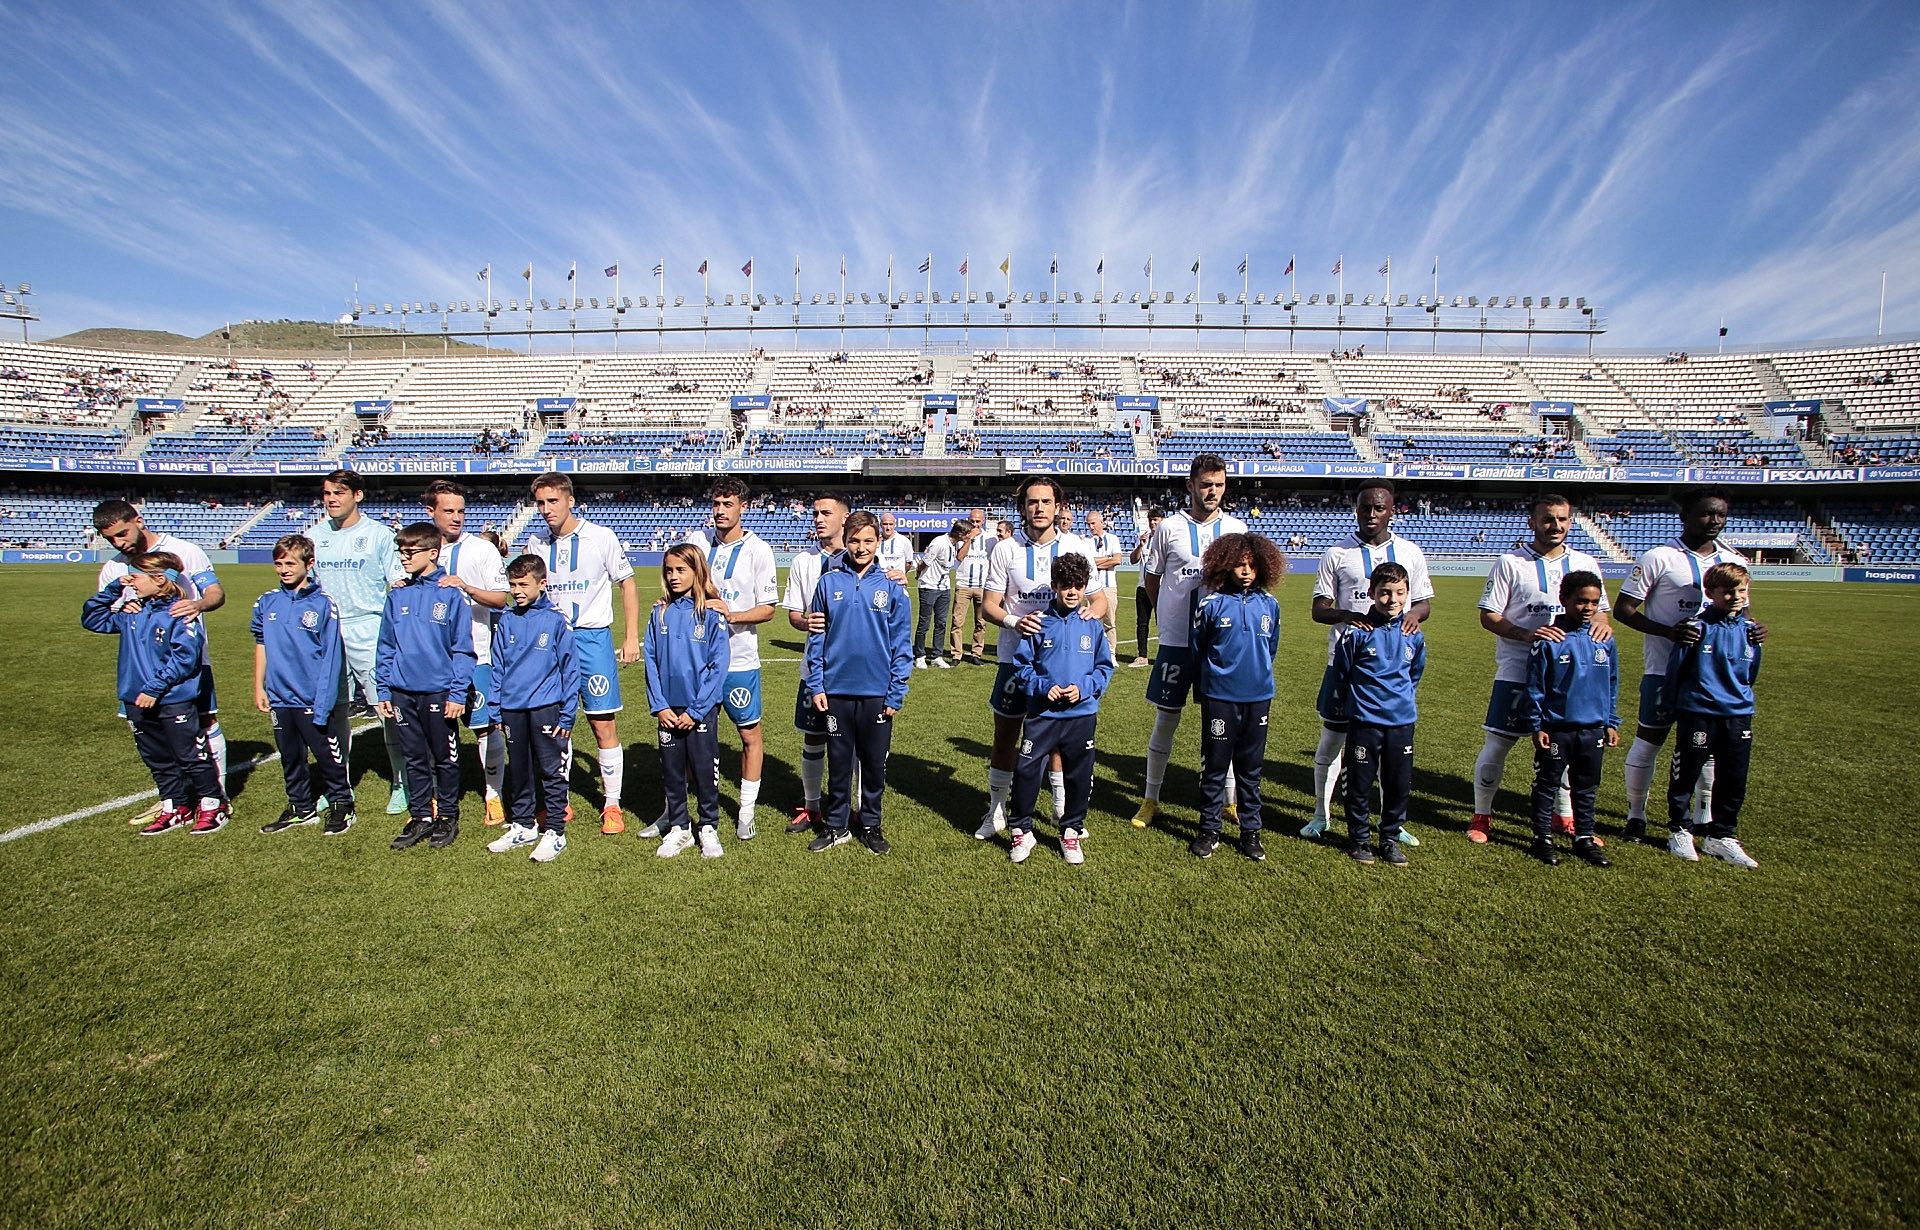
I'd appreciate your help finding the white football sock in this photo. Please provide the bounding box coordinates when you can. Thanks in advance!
[1049,769,1067,816]
[479,726,505,800]
[205,721,228,786]
[1555,776,1574,818]
[1473,732,1517,814]
[1312,727,1347,823]
[1693,758,1715,827]
[158,798,174,813]
[597,746,623,809]
[1143,707,1180,801]
[383,719,407,790]
[199,796,223,810]
[801,743,824,808]
[739,776,760,820]
[1624,737,1660,821]
[1225,773,1238,808]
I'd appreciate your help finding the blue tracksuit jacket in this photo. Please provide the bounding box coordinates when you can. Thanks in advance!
[494,594,582,727]
[644,594,730,715]
[250,579,347,713]
[81,583,208,706]
[803,556,913,708]
[1331,615,1426,726]
[1525,623,1622,731]
[1663,611,1762,717]
[1011,604,1113,718]
[1191,587,1281,703]
[374,568,476,701]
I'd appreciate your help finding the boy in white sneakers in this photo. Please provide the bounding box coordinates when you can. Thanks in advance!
[486,555,580,863]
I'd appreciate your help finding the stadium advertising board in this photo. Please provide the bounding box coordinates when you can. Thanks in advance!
[535,397,576,414]
[1763,399,1822,417]
[1530,400,1577,414]
[730,394,771,410]
[3,549,100,564]
[1234,460,1390,478]
[1865,466,1920,482]
[135,398,185,415]
[1696,467,1769,484]
[922,394,958,410]
[1113,395,1159,411]
[1845,567,1920,584]
[1764,466,1864,484]
[1723,532,1799,549]
[352,400,393,417]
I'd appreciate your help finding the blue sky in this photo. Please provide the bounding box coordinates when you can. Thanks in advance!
[3,1,1917,349]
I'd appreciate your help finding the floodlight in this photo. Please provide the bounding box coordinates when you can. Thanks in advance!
[588,298,599,309]
[1022,291,1033,303]
[1235,293,1245,304]
[1162,291,1173,303]
[826,293,837,304]
[1505,296,1517,308]
[15,283,28,294]
[1185,294,1195,304]
[381,302,392,312]
[674,296,685,307]
[621,296,632,308]
[1093,293,1103,303]
[724,294,735,306]
[427,302,439,313]
[1253,293,1265,304]
[1396,294,1407,307]
[1074,292,1084,303]
[1451,295,1464,307]
[1558,296,1570,309]
[1575,296,1587,309]
[415,301,424,311]
[1523,296,1534,308]
[967,292,978,304]
[1343,294,1353,306]
[1362,294,1374,307]
[861,293,872,304]
[537,298,549,309]
[1308,293,1320,305]
[914,292,924,303]
[638,295,650,308]
[1467,296,1479,307]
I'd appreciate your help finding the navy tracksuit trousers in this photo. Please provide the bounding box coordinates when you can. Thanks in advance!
[824,696,892,835]
[1533,724,1605,841]
[271,703,353,817]
[1668,713,1753,839]
[657,707,721,833]
[1344,721,1415,848]
[1010,713,1097,835]
[130,701,222,806]
[503,703,572,833]
[1199,697,1269,836]
[390,689,460,821]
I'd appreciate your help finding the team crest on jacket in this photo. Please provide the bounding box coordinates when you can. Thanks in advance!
[692,621,706,640]
[537,632,550,648]
[1404,645,1417,662]
[1595,647,1609,663]
[1079,634,1093,651]
[1260,615,1272,633]
[872,590,890,609]
[300,610,318,629]
[432,601,449,620]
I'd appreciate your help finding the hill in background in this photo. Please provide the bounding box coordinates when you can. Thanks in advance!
[45,320,492,357]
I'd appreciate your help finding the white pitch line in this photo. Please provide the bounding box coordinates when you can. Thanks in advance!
[0,721,381,846]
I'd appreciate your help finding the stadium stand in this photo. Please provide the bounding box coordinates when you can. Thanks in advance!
[0,491,98,548]
[1821,500,1920,563]
[1157,430,1359,465]
[0,341,186,426]
[962,351,1123,424]
[0,425,125,459]
[1768,343,1920,430]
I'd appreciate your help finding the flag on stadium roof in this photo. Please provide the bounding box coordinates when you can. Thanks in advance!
[605,264,619,278]
[741,259,753,277]
[794,256,801,276]
[1238,257,1248,275]
[1283,256,1294,276]
[476,267,487,282]
[1330,258,1342,276]
[998,257,1009,276]
[697,260,708,275]
[839,255,847,277]
[521,265,532,279]
[1190,258,1200,274]
[959,257,969,276]
[918,255,932,274]
[1050,258,1058,275]
[1379,258,1391,276]
[1143,257,1153,277]
[567,266,576,281]
[1096,258,1104,275]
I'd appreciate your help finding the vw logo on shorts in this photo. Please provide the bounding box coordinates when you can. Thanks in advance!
[728,687,752,710]
[586,674,612,698]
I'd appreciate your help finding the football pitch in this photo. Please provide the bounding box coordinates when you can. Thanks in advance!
[1,565,1914,1228]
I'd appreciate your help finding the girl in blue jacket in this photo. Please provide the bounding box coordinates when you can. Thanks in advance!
[1189,533,1285,862]
[645,544,731,859]
[82,551,229,836]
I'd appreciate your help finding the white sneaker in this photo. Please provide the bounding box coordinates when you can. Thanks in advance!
[1701,836,1758,869]
[487,823,537,854]
[657,828,695,858]
[1300,816,1330,838]
[914,656,927,669]
[698,827,724,859]
[1009,830,1037,863]
[1668,829,1700,862]
[637,811,667,840]
[932,657,952,669]
[529,830,567,863]
[736,809,757,841]
[1061,830,1086,865]
[974,802,1006,840]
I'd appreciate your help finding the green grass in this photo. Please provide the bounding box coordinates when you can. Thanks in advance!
[2,566,1915,1228]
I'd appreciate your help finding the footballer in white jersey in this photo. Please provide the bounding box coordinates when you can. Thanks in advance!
[1143,505,1248,707]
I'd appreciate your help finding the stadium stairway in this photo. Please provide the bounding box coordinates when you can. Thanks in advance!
[1752,357,1792,403]
[515,426,548,460]
[1576,510,1632,562]
[502,503,539,548]
[1350,433,1383,463]
[1313,356,1345,396]
[922,429,946,458]
[1806,506,1851,560]
[1117,356,1143,396]
[1569,438,1602,465]
[1594,363,1652,425]
[226,502,279,546]
[1509,366,1548,403]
